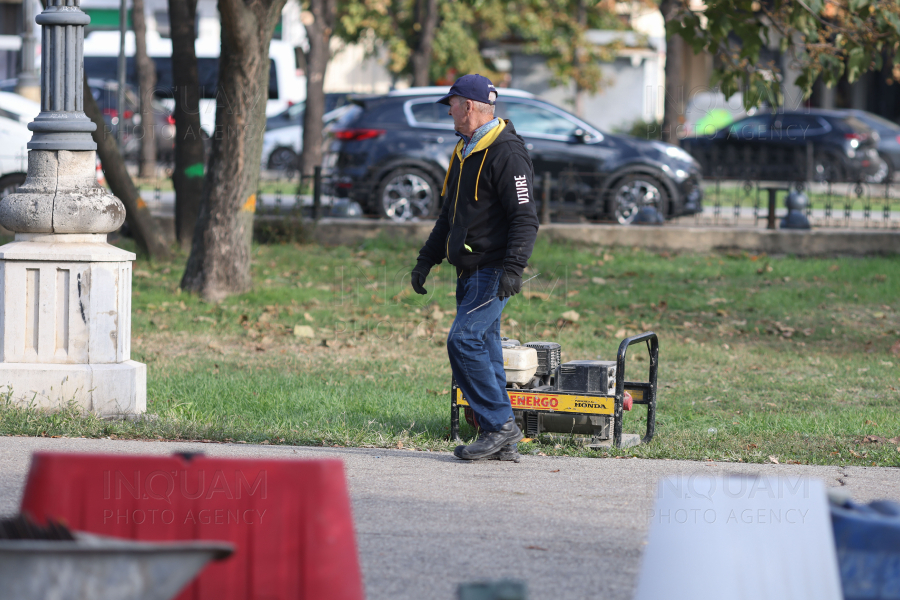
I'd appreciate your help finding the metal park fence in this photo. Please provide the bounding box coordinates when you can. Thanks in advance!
[681,178,900,230]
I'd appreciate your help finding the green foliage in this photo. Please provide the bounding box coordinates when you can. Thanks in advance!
[336,0,627,90]
[618,118,664,140]
[670,0,900,109]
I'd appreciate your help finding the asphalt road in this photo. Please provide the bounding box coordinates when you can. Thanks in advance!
[1,436,898,600]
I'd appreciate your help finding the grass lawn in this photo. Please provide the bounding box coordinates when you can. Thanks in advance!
[2,235,899,466]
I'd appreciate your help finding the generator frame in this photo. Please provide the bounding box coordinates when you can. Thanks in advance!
[451,332,658,448]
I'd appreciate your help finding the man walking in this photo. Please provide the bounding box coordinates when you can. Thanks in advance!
[410,74,539,460]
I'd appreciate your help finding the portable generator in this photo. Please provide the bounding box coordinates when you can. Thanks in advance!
[451,332,658,448]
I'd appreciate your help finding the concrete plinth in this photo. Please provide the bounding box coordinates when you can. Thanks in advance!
[0,151,124,234]
[0,361,146,416]
[0,234,146,417]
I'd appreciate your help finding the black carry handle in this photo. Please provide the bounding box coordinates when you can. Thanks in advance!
[614,332,659,448]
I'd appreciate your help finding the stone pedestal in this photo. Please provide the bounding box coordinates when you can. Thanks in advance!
[0,233,146,416]
[0,0,147,417]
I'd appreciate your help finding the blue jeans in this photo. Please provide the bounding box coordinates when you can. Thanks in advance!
[448,268,511,433]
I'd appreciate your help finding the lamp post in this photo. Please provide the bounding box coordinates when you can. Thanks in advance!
[0,0,146,417]
[15,0,40,103]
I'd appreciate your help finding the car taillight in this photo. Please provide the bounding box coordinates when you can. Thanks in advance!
[334,128,385,141]
[123,110,134,119]
[102,108,117,118]
[845,133,868,141]
[896,134,900,144]
[166,115,176,125]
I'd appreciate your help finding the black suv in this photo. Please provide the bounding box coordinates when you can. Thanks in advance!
[682,109,883,183]
[323,87,703,222]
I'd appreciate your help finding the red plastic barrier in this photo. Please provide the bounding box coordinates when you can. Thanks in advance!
[20,452,364,600]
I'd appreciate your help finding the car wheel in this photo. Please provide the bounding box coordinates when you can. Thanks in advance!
[375,167,439,221]
[0,173,26,200]
[865,155,890,184]
[267,147,299,172]
[813,155,846,183]
[610,174,669,225]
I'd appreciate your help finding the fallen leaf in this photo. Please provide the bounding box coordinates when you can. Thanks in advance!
[561,310,580,322]
[567,290,579,297]
[865,419,878,426]
[828,264,840,272]
[766,402,777,407]
[863,435,884,443]
[768,455,779,464]
[550,469,560,473]
[848,449,862,458]
[707,298,728,305]
[523,291,550,301]
[520,438,532,443]
[525,545,548,551]
[293,325,315,338]
[746,443,758,450]
[592,277,607,285]
[891,340,900,357]
[888,436,900,445]
[304,312,315,322]
[397,441,403,449]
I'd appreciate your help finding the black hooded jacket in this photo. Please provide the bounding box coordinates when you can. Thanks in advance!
[417,120,539,277]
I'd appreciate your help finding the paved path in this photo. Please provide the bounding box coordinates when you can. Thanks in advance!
[1,436,898,600]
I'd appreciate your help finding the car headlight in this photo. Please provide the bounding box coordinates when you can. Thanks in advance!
[653,142,696,165]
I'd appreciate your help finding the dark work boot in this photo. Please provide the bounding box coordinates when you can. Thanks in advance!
[455,416,524,460]
[453,442,520,462]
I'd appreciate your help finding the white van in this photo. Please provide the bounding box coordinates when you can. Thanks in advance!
[82,31,305,136]
[0,91,40,198]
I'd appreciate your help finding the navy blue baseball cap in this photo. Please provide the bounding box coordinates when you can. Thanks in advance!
[437,74,498,106]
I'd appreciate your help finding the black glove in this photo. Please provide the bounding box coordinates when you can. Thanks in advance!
[497,271,522,300]
[411,262,431,295]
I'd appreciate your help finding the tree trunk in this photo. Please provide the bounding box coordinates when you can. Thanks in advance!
[660,0,685,146]
[573,0,587,118]
[410,0,439,87]
[300,0,336,178]
[132,0,158,178]
[180,0,286,301]
[82,73,171,261]
[168,0,206,251]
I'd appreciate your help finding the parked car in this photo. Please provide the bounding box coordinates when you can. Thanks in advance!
[682,109,884,183]
[0,91,39,199]
[323,87,704,223]
[87,79,176,164]
[262,93,354,171]
[841,109,900,182]
[0,78,177,164]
